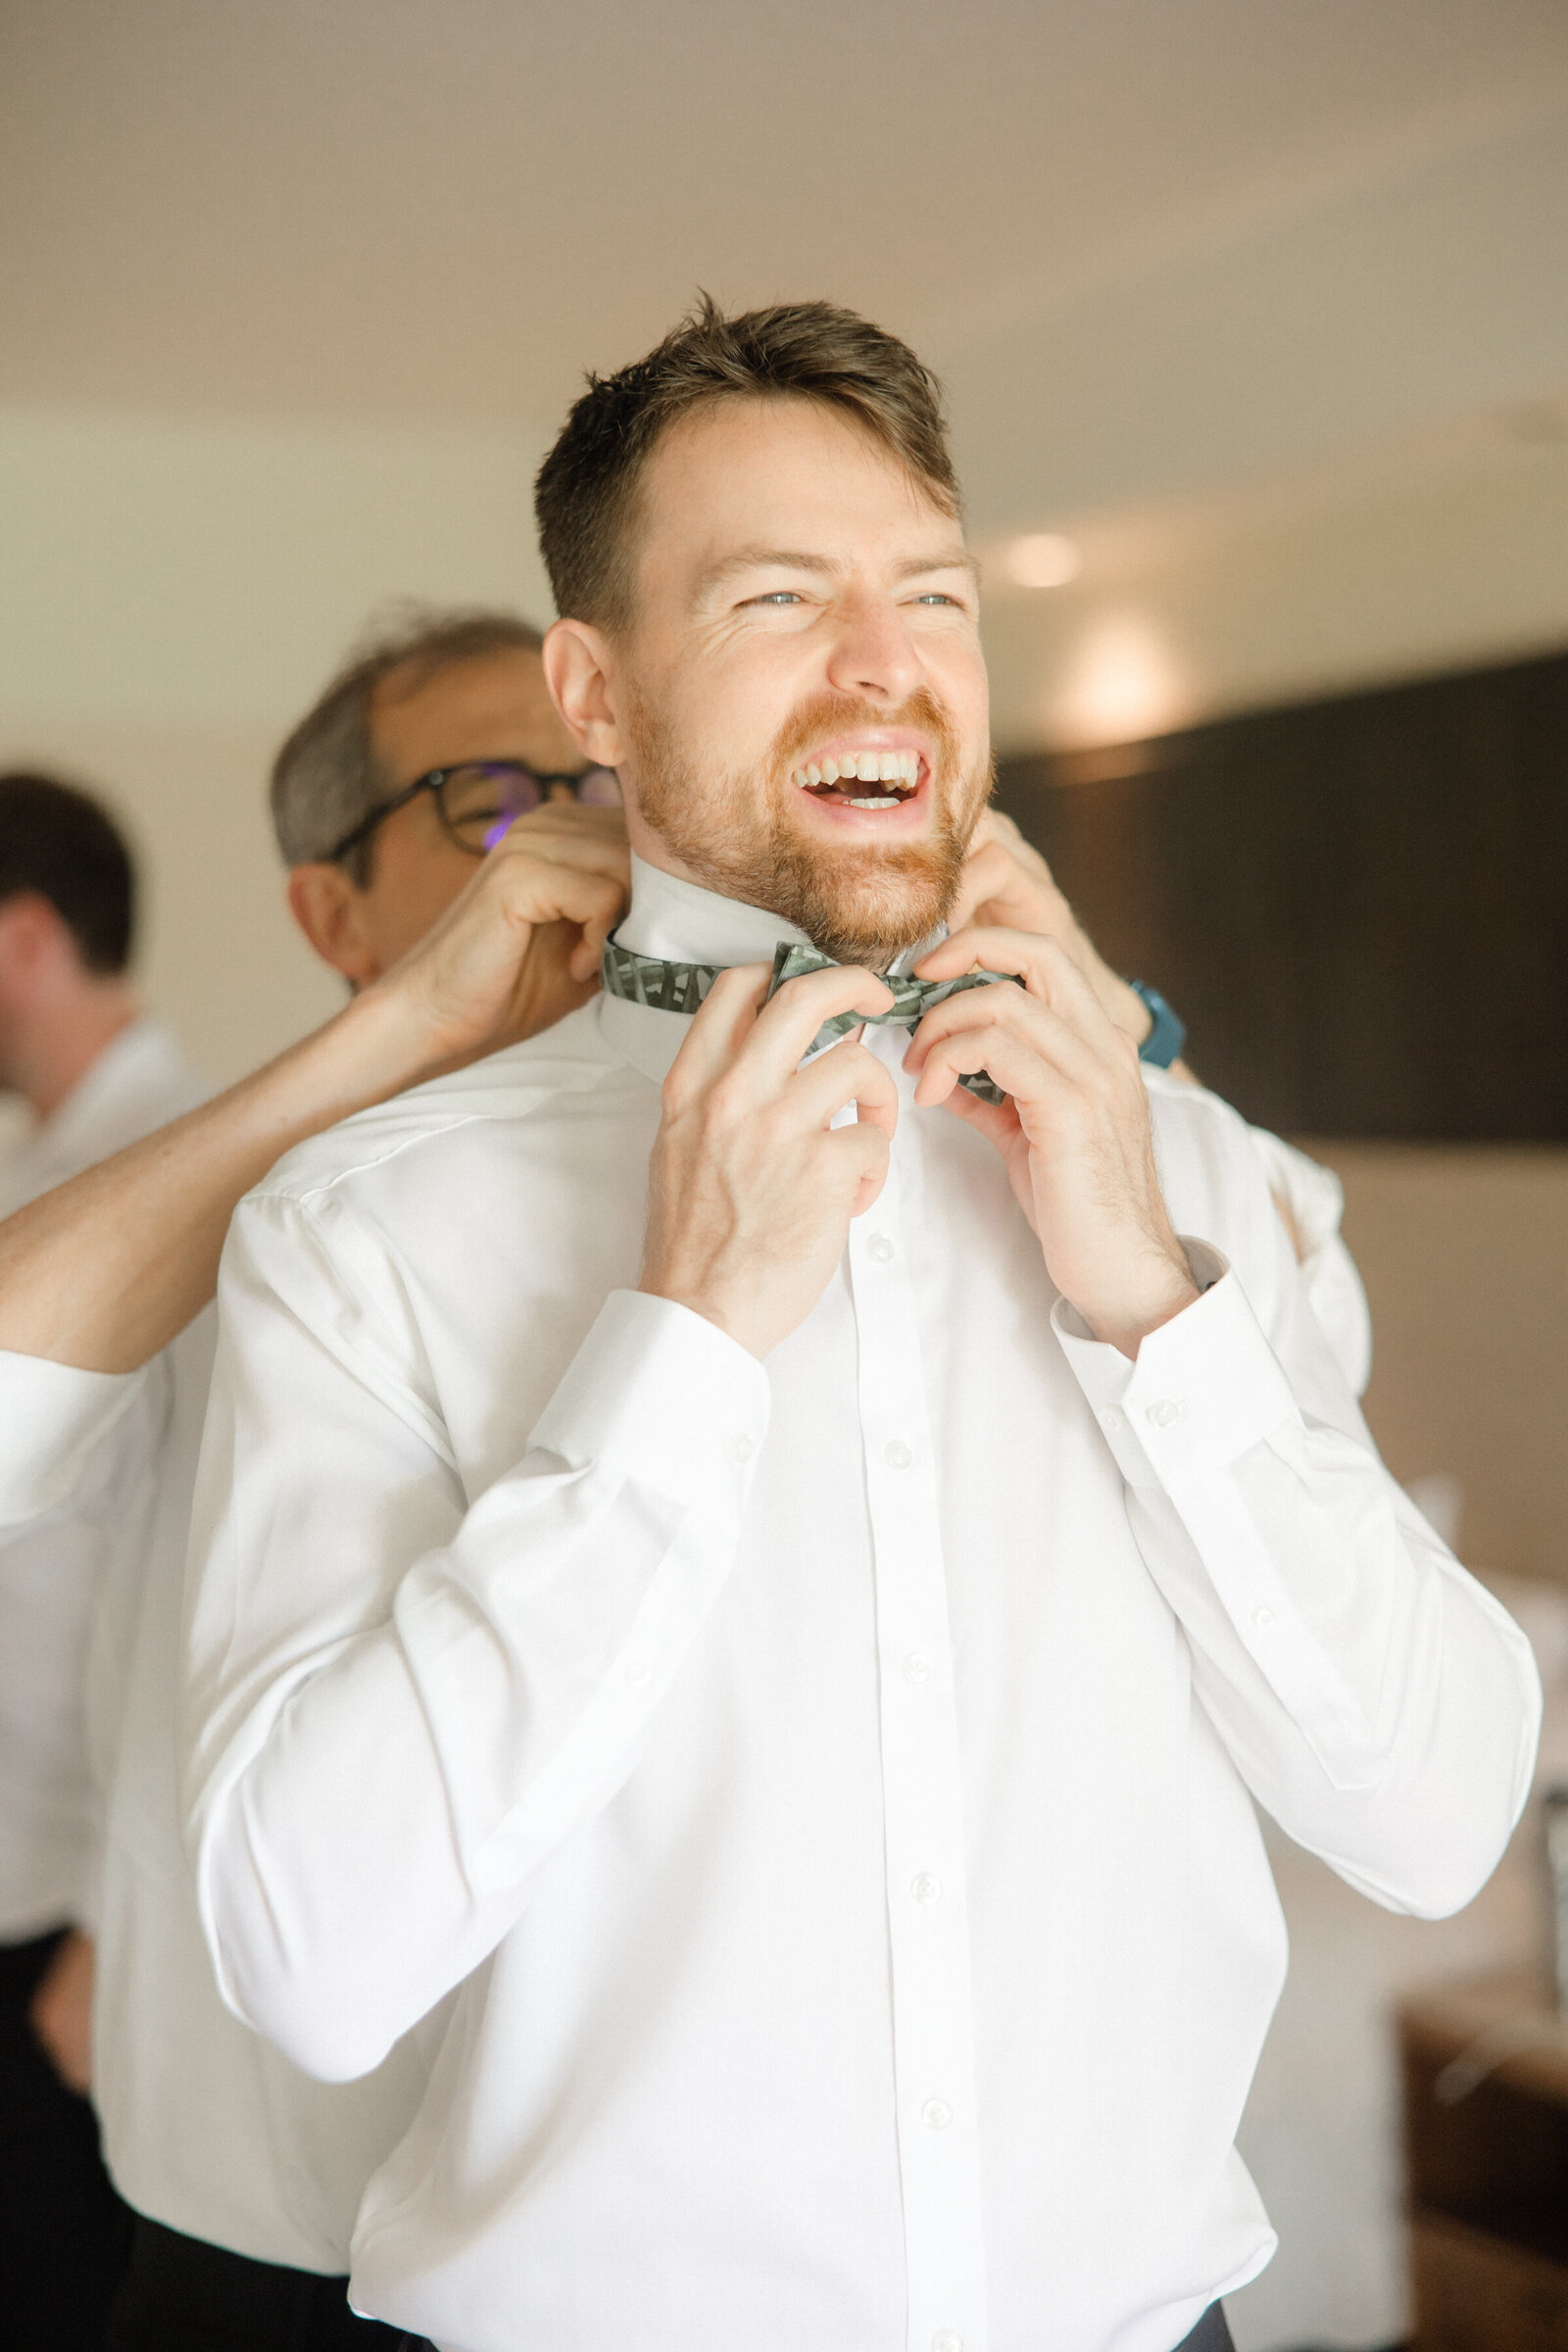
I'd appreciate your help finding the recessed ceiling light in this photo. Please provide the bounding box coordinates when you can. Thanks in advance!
[1004,532,1082,590]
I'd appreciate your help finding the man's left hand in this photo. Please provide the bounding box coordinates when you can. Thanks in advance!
[904,926,1200,1356]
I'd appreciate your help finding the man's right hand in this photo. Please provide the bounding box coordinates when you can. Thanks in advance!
[639,963,899,1359]
[359,802,629,1086]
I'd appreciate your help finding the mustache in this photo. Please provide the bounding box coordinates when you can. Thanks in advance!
[766,685,959,780]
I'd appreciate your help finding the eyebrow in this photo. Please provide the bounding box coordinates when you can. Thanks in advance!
[694,544,981,598]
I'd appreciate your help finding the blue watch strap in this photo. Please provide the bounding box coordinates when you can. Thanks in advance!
[1129,981,1186,1069]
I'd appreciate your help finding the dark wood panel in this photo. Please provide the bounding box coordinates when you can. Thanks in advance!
[995,648,1568,1140]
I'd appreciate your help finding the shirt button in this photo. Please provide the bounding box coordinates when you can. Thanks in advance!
[911,1874,943,1906]
[1251,1604,1276,1629]
[1146,1397,1182,1429]
[921,2097,953,2132]
[933,2334,964,2352]
[867,1232,895,1262]
[625,1661,651,1687]
[725,1432,754,1464]
[903,1653,931,1686]
[1101,1406,1124,1431]
[884,1438,913,1470]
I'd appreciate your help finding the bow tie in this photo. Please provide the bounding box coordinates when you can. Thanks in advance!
[600,936,1015,1103]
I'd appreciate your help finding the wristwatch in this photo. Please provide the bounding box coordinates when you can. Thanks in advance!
[1129,981,1186,1070]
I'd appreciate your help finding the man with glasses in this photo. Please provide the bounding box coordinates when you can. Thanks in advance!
[0,609,628,2350]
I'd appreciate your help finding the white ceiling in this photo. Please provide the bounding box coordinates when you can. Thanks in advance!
[4,0,1567,435]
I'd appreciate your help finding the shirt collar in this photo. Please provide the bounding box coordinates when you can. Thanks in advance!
[614,855,813,968]
[598,853,948,1089]
[597,858,808,1088]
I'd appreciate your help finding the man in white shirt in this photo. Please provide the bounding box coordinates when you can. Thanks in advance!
[0,616,629,2351]
[0,769,207,2349]
[184,302,1538,2352]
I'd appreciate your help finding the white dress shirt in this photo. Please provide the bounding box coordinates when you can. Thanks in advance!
[0,1018,206,1937]
[0,1037,427,2266]
[182,859,1537,2352]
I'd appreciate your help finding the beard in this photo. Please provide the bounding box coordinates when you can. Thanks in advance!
[627,684,994,969]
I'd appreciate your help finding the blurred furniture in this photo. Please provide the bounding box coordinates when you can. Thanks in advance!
[1398,1971,1568,2348]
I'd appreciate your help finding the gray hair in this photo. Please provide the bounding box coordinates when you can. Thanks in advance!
[270,606,546,883]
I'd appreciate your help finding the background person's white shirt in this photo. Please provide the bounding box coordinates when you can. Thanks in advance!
[0,1044,429,2267]
[0,1018,206,1938]
[181,866,1537,2352]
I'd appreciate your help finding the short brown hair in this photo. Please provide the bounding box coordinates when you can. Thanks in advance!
[534,295,960,632]
[270,607,544,883]
[0,770,135,973]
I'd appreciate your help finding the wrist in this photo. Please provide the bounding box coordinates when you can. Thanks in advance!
[1078,1252,1200,1359]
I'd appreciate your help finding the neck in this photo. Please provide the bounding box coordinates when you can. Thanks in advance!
[616,854,814,970]
[3,982,139,1122]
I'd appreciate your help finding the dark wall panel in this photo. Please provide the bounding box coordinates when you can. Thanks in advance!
[995,647,1568,1140]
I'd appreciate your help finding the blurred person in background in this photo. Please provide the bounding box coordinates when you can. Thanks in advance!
[0,614,628,2351]
[0,770,206,2349]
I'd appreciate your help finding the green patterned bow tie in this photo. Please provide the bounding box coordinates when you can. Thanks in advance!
[600,935,1016,1103]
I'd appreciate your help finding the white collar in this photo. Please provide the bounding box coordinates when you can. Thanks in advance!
[598,853,944,1088]
[599,858,810,1087]
[614,855,813,968]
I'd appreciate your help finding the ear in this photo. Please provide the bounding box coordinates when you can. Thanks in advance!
[286,864,380,990]
[0,893,67,1000]
[543,618,627,769]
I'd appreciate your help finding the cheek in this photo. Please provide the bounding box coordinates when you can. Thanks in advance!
[369,835,476,965]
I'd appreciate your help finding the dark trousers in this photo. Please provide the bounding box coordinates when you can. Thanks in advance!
[0,1926,132,2350]
[106,2215,435,2351]
[1175,2305,1234,2352]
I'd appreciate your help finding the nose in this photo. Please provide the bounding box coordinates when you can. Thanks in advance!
[822,590,922,706]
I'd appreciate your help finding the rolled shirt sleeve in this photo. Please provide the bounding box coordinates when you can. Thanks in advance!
[183,1190,769,2084]
[1054,1240,1541,1920]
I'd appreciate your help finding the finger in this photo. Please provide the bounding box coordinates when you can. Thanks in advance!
[662,963,772,1105]
[911,1014,1077,1110]
[827,1114,893,1217]
[907,986,1114,1105]
[500,800,627,843]
[565,874,633,981]
[742,963,896,1090]
[787,1037,901,1141]
[946,839,1030,934]
[914,931,1117,1040]
[489,825,631,881]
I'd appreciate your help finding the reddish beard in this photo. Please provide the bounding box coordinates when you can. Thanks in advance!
[629,685,994,969]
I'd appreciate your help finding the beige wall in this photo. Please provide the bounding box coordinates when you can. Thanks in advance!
[1318,1143,1568,1583]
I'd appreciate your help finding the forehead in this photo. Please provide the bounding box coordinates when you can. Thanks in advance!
[369,647,569,774]
[635,396,964,589]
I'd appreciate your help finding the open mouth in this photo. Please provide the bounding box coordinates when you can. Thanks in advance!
[791,749,922,812]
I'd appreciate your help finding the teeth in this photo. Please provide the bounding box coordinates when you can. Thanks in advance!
[850,796,900,808]
[792,749,922,790]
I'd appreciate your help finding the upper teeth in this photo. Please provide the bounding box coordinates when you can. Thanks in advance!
[793,749,921,790]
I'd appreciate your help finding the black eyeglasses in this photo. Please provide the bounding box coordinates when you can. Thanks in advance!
[326,760,621,866]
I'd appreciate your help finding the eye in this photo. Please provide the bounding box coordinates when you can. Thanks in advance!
[911,591,963,607]
[744,590,804,608]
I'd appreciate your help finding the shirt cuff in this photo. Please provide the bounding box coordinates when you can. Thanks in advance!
[1053,1241,1300,1488]
[0,1351,149,1526]
[530,1289,771,1515]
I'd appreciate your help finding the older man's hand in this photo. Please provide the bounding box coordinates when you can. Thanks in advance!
[362,801,629,1082]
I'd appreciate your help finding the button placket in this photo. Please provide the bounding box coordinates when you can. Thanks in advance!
[847,1126,989,2352]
